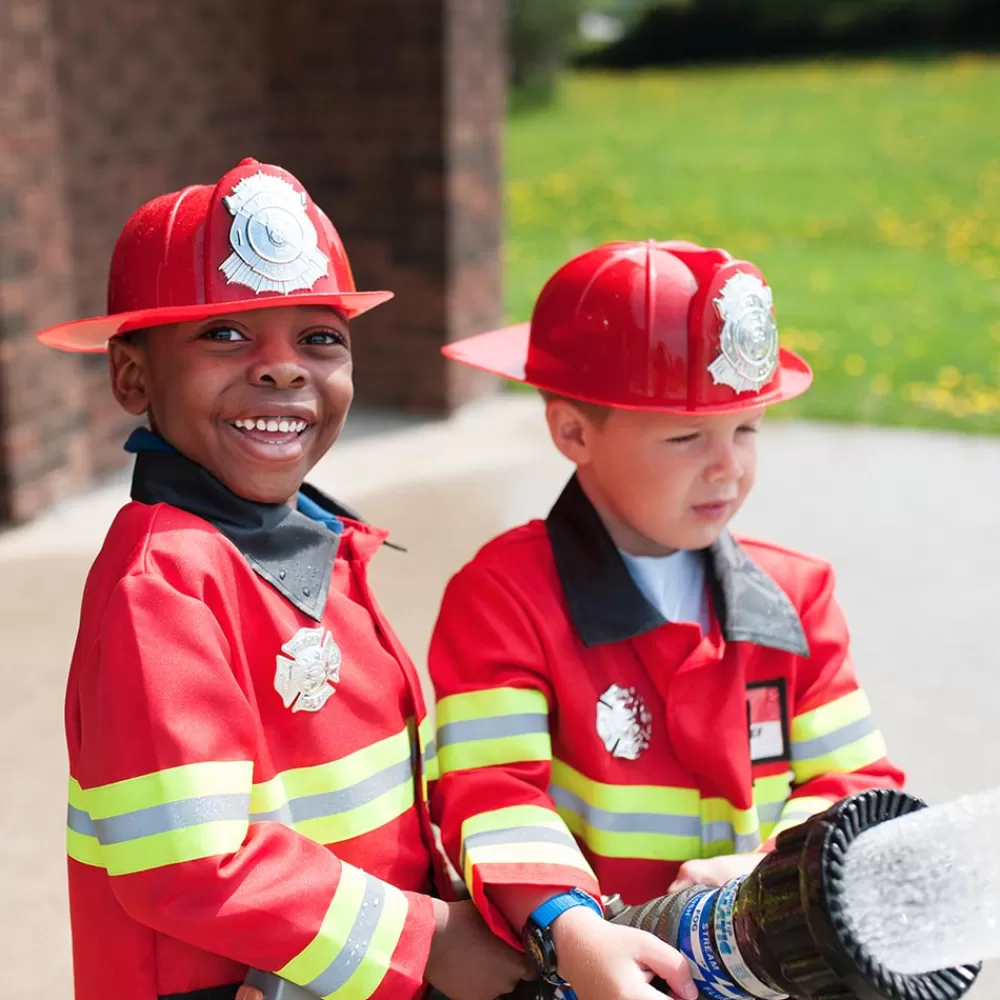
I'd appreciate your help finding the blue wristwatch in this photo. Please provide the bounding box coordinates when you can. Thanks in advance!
[522,889,604,991]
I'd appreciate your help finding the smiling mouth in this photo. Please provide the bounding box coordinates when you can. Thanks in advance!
[231,416,311,435]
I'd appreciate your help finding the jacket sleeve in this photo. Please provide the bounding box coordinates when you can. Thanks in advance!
[428,563,599,944]
[763,564,905,850]
[68,572,434,1000]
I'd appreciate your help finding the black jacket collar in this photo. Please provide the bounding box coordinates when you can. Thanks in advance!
[131,450,359,621]
[545,476,809,655]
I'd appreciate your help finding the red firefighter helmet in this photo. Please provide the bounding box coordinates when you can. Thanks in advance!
[37,158,392,352]
[444,240,812,413]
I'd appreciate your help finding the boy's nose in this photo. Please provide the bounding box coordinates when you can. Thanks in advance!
[248,351,308,390]
[707,444,744,483]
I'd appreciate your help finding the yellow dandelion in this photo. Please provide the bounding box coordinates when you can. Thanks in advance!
[844,355,866,377]
[870,374,892,397]
[937,366,962,390]
[871,325,893,347]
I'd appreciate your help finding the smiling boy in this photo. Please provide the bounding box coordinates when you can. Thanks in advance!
[38,159,527,1000]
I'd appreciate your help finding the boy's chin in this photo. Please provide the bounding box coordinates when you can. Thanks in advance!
[217,467,306,506]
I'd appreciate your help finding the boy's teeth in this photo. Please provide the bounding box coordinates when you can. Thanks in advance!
[234,417,308,432]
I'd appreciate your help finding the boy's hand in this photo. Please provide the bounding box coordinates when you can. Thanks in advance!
[426,899,534,1000]
[668,853,765,893]
[551,906,698,1000]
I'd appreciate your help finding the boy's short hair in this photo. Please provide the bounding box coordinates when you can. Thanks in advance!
[116,329,149,347]
[538,389,611,426]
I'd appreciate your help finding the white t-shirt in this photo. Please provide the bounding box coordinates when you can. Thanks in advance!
[618,547,711,634]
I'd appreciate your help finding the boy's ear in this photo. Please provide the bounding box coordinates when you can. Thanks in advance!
[544,397,601,466]
[107,337,151,417]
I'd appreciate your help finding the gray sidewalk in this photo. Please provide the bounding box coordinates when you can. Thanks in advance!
[2,395,997,995]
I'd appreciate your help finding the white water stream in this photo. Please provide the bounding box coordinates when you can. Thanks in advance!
[841,785,1000,975]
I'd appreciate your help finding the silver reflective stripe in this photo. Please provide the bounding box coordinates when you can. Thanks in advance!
[308,877,386,996]
[777,807,824,826]
[251,758,414,826]
[460,824,579,872]
[67,804,98,838]
[791,715,876,761]
[70,794,251,846]
[700,821,762,854]
[757,800,785,826]
[422,739,437,763]
[436,713,548,748]
[550,784,701,837]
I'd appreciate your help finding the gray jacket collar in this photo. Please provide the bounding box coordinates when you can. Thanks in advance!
[130,450,358,622]
[545,476,809,656]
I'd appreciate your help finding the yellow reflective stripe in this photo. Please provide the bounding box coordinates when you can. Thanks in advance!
[66,827,102,868]
[251,730,411,812]
[77,760,253,819]
[299,783,415,847]
[700,798,759,837]
[336,886,407,1000]
[278,864,408,1000]
[462,803,565,837]
[552,762,797,861]
[768,796,834,841]
[551,759,698,814]
[753,772,794,806]
[558,805,700,860]
[436,687,547,726]
[418,716,439,784]
[101,821,249,876]
[436,687,551,774]
[280,865,369,985]
[439,732,551,773]
[460,805,594,891]
[793,730,888,782]
[791,689,870,743]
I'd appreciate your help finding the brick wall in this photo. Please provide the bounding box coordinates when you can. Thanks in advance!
[0,0,504,524]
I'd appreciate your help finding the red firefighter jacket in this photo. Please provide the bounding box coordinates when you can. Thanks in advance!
[429,476,904,944]
[65,444,443,1000]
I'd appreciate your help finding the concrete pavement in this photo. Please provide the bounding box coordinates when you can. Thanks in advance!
[2,395,997,995]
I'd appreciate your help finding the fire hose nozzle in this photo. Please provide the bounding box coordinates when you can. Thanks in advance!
[610,788,981,1000]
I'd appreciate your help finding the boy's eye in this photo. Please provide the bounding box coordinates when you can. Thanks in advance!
[737,425,760,435]
[300,329,348,347]
[666,433,699,444]
[201,326,247,343]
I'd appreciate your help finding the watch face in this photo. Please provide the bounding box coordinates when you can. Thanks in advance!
[523,924,557,979]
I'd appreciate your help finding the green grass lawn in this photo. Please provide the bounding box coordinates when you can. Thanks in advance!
[505,57,1000,432]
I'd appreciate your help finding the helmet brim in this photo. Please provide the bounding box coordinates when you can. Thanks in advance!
[442,323,814,414]
[37,290,394,353]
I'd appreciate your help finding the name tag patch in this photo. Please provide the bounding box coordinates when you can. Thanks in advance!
[746,680,788,763]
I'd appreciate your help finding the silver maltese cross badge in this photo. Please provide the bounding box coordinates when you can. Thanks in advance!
[596,683,652,760]
[220,172,330,294]
[275,626,342,713]
[707,272,780,393]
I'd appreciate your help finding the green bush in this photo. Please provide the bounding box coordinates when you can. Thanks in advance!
[578,0,999,68]
[508,0,587,107]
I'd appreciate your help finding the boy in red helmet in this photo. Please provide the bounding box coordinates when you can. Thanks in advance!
[428,241,904,1000]
[38,159,529,1000]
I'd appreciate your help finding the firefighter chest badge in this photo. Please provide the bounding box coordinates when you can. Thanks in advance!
[275,626,342,713]
[746,680,789,763]
[597,683,652,760]
[221,171,330,294]
[708,272,779,393]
